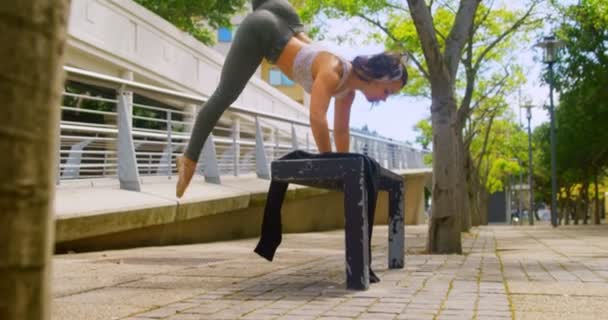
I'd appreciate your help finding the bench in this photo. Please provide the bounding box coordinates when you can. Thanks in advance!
[270,156,405,290]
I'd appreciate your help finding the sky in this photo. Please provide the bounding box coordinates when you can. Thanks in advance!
[316,0,559,148]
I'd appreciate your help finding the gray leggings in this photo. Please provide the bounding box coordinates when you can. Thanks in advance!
[184,0,304,161]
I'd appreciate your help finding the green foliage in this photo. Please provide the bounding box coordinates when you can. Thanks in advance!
[529,123,551,203]
[133,0,247,44]
[553,0,608,91]
[486,158,519,193]
[413,119,432,150]
[62,84,115,125]
[544,0,608,192]
[471,117,529,193]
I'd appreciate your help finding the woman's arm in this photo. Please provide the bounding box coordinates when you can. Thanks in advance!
[309,70,340,153]
[333,91,355,152]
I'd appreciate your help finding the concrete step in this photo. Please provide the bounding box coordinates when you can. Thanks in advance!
[54,170,430,253]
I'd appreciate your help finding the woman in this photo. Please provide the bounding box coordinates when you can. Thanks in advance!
[176,0,408,197]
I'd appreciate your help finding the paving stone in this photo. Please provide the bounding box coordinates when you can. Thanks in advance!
[133,307,184,319]
[475,310,512,318]
[321,310,362,317]
[165,314,208,320]
[51,225,608,320]
[357,311,398,319]
[396,314,435,320]
[276,316,317,320]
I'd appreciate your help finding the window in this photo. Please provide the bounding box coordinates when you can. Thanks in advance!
[269,68,282,86]
[281,73,295,86]
[269,68,295,87]
[217,27,232,42]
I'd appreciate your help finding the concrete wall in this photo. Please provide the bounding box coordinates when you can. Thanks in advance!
[55,173,431,253]
[403,174,429,225]
[56,188,387,253]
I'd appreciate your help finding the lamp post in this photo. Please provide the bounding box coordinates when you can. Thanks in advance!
[523,105,535,225]
[536,35,564,227]
[512,158,524,225]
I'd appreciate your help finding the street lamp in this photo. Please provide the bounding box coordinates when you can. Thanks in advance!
[536,35,564,227]
[511,158,524,225]
[522,105,535,225]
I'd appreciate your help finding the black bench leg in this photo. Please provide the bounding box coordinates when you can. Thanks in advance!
[343,171,370,290]
[388,181,405,269]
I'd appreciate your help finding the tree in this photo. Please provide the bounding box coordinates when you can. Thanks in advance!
[133,0,247,45]
[468,100,528,225]
[532,123,552,209]
[0,1,71,319]
[550,0,608,224]
[296,0,541,253]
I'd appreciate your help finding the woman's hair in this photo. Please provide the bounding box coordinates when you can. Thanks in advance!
[351,51,409,86]
[252,0,270,10]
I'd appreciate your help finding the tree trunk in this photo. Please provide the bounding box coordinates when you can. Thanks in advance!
[564,187,571,225]
[0,1,70,319]
[573,197,580,225]
[406,0,480,254]
[458,135,471,232]
[426,95,462,254]
[480,183,489,225]
[561,198,569,225]
[469,160,481,227]
[594,170,601,225]
[582,181,589,225]
[564,201,570,225]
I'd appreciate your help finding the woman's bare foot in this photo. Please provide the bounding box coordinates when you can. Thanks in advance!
[176,155,197,198]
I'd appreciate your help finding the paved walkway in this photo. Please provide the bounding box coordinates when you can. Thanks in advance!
[52,224,608,320]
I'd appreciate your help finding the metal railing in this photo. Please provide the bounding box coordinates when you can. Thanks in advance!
[58,66,428,190]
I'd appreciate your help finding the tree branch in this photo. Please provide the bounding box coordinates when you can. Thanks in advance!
[379,0,408,13]
[435,28,447,42]
[406,0,448,87]
[444,0,481,80]
[459,66,511,128]
[466,102,494,144]
[481,136,497,184]
[474,115,494,170]
[471,0,496,37]
[456,18,477,130]
[464,127,480,148]
[458,0,537,129]
[472,1,540,73]
[355,13,430,80]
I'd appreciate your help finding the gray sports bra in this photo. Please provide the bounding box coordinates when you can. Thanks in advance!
[291,44,352,98]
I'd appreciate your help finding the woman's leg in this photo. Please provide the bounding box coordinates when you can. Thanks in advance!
[185,20,269,161]
[177,10,282,197]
